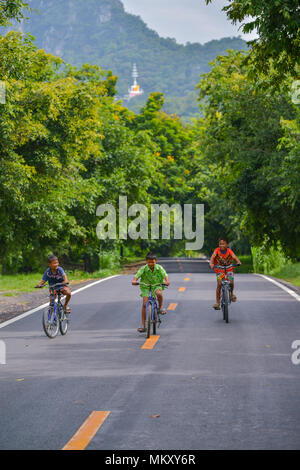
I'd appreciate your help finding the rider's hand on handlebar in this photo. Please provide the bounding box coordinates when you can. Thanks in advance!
[132,281,139,286]
[35,284,42,289]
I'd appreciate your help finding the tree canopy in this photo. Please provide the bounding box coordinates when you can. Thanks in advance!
[206,0,300,81]
[0,0,30,26]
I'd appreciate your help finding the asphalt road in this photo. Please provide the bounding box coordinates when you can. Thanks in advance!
[0,261,299,450]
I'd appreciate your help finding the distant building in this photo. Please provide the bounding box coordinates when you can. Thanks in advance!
[125,64,144,101]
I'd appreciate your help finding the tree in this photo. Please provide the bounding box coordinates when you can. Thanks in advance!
[0,0,31,26]
[0,33,163,271]
[205,0,300,81]
[195,50,299,257]
[278,108,300,211]
[127,92,197,255]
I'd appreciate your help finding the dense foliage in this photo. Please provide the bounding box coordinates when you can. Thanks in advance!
[206,0,300,84]
[193,51,299,257]
[0,0,30,26]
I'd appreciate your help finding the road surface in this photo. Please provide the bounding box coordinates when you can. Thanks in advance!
[0,260,299,450]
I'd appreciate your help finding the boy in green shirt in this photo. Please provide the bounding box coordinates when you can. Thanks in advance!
[132,252,170,333]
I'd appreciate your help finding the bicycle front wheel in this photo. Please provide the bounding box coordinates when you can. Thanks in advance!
[152,305,158,335]
[222,288,230,324]
[59,304,68,336]
[42,306,59,338]
[146,303,152,339]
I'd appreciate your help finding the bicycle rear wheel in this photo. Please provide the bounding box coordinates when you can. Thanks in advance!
[146,303,152,339]
[59,304,68,336]
[42,305,59,338]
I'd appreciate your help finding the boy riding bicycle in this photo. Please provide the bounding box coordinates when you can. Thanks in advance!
[209,237,242,310]
[132,252,170,333]
[36,255,71,314]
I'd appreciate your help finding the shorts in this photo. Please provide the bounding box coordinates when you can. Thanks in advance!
[215,268,234,282]
[140,286,165,298]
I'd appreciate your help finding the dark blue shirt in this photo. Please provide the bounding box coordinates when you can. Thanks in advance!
[42,267,66,286]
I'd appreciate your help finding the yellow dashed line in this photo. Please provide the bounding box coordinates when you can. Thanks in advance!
[141,335,160,350]
[62,411,110,450]
[167,303,178,311]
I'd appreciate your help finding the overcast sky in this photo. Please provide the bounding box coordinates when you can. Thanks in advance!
[122,0,258,44]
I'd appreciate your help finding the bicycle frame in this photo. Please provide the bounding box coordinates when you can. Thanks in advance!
[137,282,166,337]
[145,285,159,322]
[215,264,236,323]
[42,282,69,338]
[48,286,63,322]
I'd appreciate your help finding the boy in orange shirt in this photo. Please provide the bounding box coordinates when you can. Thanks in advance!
[209,237,242,310]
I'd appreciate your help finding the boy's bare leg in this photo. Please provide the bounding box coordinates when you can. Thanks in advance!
[156,290,166,314]
[216,281,222,304]
[62,287,71,310]
[230,281,237,301]
[214,281,222,309]
[141,297,149,328]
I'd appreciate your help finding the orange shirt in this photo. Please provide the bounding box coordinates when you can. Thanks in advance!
[213,247,235,267]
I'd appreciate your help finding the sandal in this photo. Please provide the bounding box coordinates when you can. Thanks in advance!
[137,327,146,333]
[213,304,221,310]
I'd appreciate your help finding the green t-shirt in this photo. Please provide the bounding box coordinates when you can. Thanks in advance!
[136,263,167,297]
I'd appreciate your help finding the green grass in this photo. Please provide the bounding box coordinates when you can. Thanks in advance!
[268,263,300,288]
[0,272,45,295]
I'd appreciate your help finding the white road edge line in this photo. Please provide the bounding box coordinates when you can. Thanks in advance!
[0,275,120,329]
[256,274,300,303]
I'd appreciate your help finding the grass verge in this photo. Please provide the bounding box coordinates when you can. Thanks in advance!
[267,263,300,288]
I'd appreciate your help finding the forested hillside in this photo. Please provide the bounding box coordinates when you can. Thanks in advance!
[4,0,247,119]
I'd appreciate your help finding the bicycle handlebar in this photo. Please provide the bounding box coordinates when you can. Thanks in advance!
[35,282,69,290]
[134,282,168,287]
[213,264,241,270]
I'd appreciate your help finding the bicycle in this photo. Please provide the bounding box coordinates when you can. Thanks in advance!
[135,282,168,338]
[41,283,70,338]
[214,264,240,324]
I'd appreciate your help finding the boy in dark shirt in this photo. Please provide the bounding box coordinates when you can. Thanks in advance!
[36,255,71,313]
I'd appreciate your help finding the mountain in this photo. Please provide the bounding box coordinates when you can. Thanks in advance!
[5,0,248,118]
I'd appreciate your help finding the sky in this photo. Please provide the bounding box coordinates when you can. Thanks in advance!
[122,0,258,45]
